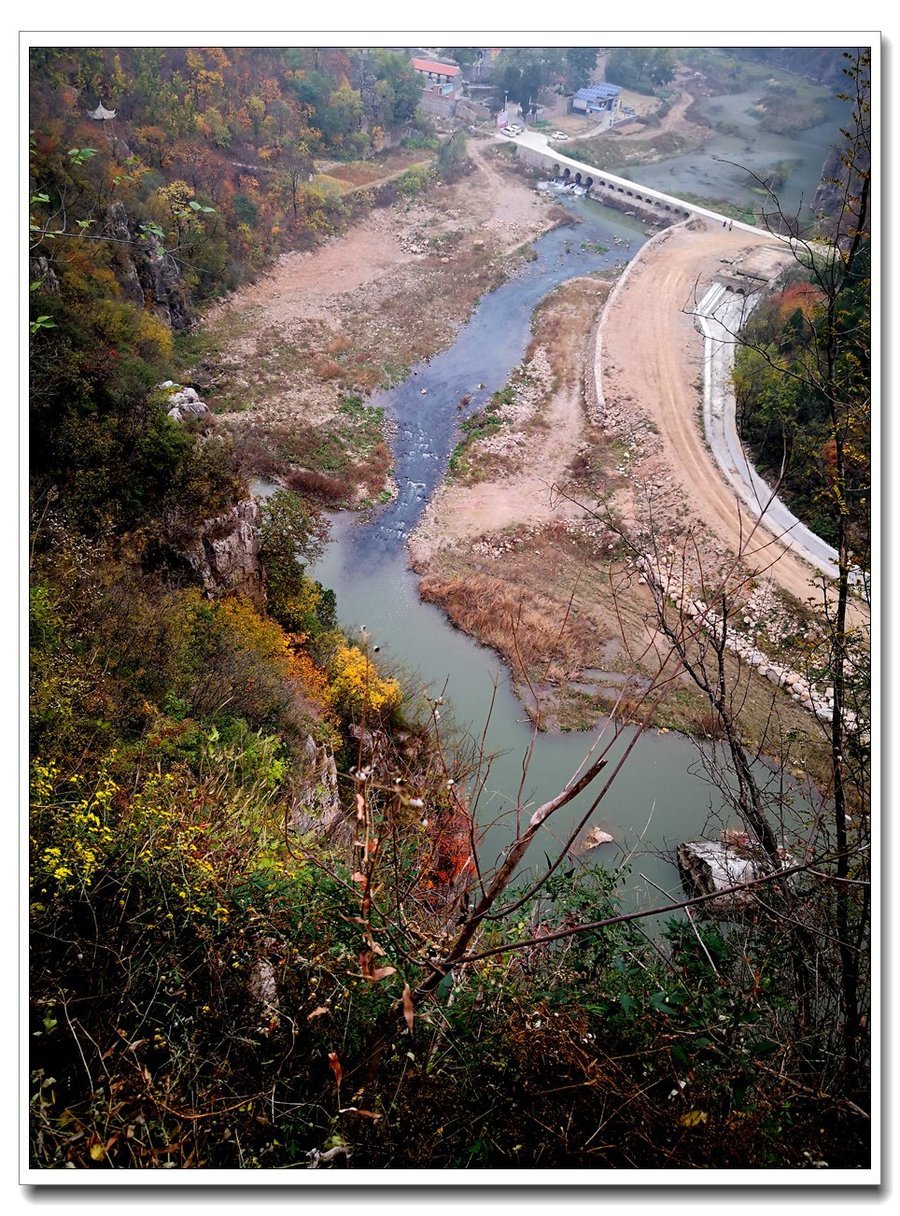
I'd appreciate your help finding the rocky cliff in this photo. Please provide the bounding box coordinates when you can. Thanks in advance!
[103,200,196,330]
[162,496,267,606]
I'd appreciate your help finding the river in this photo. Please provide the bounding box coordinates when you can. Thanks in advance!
[290,191,801,913]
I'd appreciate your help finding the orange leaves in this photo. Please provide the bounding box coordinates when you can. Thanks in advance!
[288,647,333,715]
[327,1051,342,1091]
[772,278,825,323]
[402,983,415,1035]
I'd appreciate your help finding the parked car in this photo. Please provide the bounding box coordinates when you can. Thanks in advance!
[501,125,518,137]
[551,131,570,141]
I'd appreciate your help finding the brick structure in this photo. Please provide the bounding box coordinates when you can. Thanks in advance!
[411,57,462,97]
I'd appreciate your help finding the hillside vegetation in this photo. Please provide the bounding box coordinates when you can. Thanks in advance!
[27,46,871,1172]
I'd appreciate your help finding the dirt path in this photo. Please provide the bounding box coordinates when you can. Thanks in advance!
[597,219,829,607]
[606,90,695,140]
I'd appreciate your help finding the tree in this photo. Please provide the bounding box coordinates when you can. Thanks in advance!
[370,50,421,126]
[278,140,314,221]
[325,79,364,146]
[495,47,565,110]
[665,49,871,1100]
[750,51,871,1083]
[438,47,480,67]
[564,46,599,91]
[606,47,675,93]
[259,489,330,635]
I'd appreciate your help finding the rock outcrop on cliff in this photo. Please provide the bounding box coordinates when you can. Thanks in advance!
[102,200,196,330]
[161,496,267,606]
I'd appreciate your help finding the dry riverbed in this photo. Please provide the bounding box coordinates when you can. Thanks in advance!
[191,140,565,505]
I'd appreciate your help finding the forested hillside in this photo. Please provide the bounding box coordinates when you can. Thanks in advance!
[734,246,870,556]
[27,46,871,1173]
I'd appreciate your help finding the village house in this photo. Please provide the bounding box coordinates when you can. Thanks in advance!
[410,56,463,98]
[571,82,621,116]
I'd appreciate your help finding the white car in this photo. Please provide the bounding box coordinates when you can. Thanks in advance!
[501,125,519,137]
[551,131,570,141]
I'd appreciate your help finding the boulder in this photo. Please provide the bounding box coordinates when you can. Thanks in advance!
[677,835,793,915]
[573,826,615,855]
[162,382,213,424]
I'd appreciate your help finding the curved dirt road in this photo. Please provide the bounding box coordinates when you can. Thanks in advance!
[597,219,828,607]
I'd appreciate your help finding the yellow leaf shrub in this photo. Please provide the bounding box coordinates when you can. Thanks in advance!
[328,644,401,718]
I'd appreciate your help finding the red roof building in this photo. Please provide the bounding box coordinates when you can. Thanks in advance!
[411,57,461,78]
[410,57,463,96]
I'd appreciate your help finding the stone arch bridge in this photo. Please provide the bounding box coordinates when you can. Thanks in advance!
[507,134,778,239]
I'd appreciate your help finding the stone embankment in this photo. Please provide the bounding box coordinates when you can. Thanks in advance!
[633,552,844,727]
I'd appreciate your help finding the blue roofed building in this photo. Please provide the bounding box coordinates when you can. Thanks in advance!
[571,82,621,115]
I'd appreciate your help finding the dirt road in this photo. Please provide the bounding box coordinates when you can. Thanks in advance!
[605,90,696,140]
[597,219,827,606]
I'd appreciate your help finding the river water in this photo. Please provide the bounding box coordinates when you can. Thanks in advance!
[614,87,851,224]
[296,192,800,911]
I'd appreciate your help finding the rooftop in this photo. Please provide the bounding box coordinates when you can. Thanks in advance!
[411,58,461,76]
[573,83,621,101]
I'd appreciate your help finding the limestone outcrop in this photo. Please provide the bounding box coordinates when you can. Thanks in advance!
[165,497,266,606]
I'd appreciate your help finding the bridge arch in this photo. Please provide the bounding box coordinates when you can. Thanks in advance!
[511,139,774,235]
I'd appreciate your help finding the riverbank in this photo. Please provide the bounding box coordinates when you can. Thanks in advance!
[407,211,844,785]
[565,88,711,174]
[195,138,853,783]
[191,139,565,503]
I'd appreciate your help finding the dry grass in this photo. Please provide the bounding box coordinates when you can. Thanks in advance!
[419,565,601,686]
[417,516,835,778]
[317,149,437,191]
[527,275,609,390]
[286,468,348,503]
